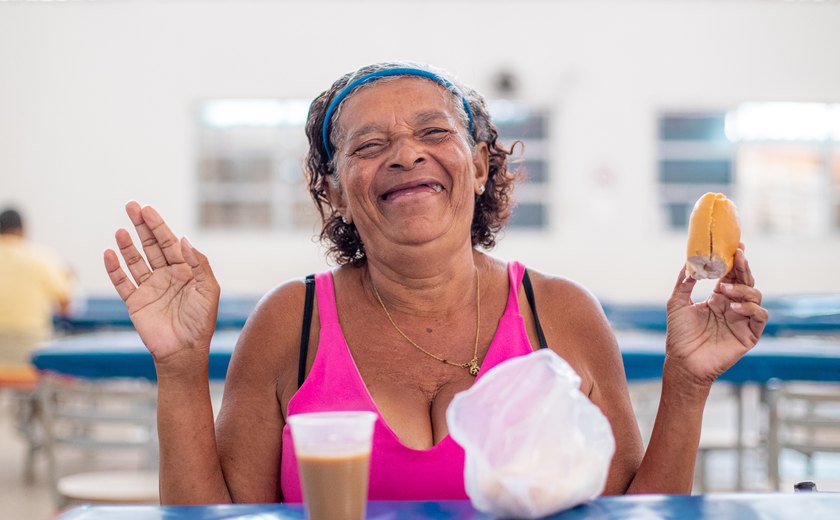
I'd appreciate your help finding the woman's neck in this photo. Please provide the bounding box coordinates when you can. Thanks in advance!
[362,241,482,318]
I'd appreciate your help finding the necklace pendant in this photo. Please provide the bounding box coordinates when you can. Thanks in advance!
[468,358,480,376]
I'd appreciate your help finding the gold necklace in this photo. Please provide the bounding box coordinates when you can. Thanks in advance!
[371,269,481,376]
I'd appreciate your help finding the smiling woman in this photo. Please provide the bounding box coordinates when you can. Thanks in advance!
[304,63,518,266]
[103,61,769,506]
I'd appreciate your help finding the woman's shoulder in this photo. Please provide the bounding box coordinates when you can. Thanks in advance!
[254,276,312,314]
[522,265,603,314]
[232,276,318,369]
[519,265,619,395]
[250,265,364,331]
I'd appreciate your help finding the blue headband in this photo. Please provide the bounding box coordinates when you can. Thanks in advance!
[321,67,475,161]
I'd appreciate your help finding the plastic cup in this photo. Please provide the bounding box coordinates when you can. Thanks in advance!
[288,411,377,520]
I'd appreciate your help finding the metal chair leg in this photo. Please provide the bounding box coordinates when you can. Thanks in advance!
[767,379,781,490]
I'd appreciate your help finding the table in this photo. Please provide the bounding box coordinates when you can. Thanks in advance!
[55,494,840,519]
[603,294,840,337]
[618,332,840,383]
[56,295,840,336]
[31,330,840,383]
[31,330,240,381]
[54,297,259,332]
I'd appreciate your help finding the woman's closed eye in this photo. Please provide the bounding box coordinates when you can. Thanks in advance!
[351,140,388,156]
[420,127,451,141]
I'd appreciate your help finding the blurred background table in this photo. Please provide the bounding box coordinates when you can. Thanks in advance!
[54,294,840,337]
[603,294,840,337]
[30,329,840,383]
[618,332,840,383]
[31,330,239,381]
[54,297,260,333]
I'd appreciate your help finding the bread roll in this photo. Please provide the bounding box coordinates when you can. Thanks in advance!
[685,192,741,280]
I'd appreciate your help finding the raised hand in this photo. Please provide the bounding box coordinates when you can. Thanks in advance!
[664,245,768,387]
[103,201,220,363]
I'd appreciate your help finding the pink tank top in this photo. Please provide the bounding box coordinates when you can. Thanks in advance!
[279,261,535,502]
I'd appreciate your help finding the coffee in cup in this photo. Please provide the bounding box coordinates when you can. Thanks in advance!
[288,411,377,520]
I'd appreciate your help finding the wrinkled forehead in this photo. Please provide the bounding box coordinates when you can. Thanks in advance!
[332,77,465,141]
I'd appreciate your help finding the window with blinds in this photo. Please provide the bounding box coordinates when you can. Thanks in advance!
[491,101,550,230]
[657,113,734,229]
[196,99,317,232]
[658,104,840,235]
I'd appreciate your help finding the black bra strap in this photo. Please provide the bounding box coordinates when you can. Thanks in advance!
[522,269,549,349]
[297,274,316,388]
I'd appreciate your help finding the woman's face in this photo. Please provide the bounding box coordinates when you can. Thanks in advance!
[329,77,488,254]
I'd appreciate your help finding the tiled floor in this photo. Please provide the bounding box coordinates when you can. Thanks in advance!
[2,382,839,519]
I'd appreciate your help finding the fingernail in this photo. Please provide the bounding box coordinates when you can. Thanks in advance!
[182,236,193,249]
[721,283,733,291]
[731,302,742,310]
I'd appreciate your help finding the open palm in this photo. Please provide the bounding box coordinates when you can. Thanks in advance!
[103,202,220,362]
[665,247,768,386]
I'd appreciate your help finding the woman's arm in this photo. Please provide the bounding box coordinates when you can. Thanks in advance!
[155,351,231,503]
[622,361,709,494]
[154,282,305,504]
[104,202,229,504]
[104,202,306,504]
[214,281,308,502]
[154,280,305,504]
[627,247,766,493]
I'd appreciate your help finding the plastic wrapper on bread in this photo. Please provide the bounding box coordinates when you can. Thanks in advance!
[446,349,615,518]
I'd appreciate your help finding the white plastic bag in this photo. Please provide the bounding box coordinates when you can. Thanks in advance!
[446,349,615,518]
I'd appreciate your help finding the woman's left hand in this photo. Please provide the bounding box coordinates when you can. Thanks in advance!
[665,244,769,387]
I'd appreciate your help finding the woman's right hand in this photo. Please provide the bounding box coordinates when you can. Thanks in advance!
[103,201,220,364]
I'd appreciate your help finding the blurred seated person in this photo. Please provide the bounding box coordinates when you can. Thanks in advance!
[0,208,72,372]
[103,62,768,504]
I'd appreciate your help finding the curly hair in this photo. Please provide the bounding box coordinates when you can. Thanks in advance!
[304,62,519,266]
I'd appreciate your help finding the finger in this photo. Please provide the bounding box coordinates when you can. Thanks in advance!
[141,205,185,266]
[126,201,167,269]
[115,228,152,285]
[668,267,697,310]
[731,248,754,287]
[707,291,728,315]
[729,301,769,339]
[721,248,753,287]
[103,249,136,301]
[716,282,762,305]
[181,237,218,297]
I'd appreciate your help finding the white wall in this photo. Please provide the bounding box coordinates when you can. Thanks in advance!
[1,0,839,303]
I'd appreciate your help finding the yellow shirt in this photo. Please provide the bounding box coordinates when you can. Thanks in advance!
[0,235,71,337]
